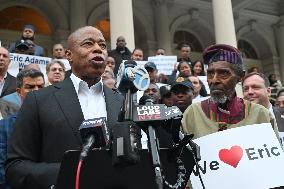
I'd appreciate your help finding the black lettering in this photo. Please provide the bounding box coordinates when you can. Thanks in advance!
[209,161,219,170]
[246,148,258,160]
[263,144,271,157]
[271,147,280,156]
[192,161,206,176]
[258,148,264,158]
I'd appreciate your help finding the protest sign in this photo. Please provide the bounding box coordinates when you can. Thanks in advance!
[190,123,284,189]
[148,56,177,75]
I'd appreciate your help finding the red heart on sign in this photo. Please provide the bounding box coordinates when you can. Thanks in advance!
[219,145,243,168]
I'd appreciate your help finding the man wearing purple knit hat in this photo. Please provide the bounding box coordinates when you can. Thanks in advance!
[181,44,279,140]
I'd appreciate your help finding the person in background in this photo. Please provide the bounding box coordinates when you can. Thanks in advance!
[106,56,116,71]
[2,64,41,107]
[275,89,284,108]
[12,39,35,55]
[0,47,16,98]
[247,66,260,74]
[102,66,114,81]
[159,85,173,107]
[0,69,45,189]
[9,24,44,56]
[170,77,194,113]
[191,60,206,76]
[168,61,191,85]
[52,43,65,59]
[189,76,202,100]
[243,72,284,131]
[46,60,65,85]
[131,48,144,61]
[178,44,192,64]
[144,62,158,84]
[143,83,160,104]
[108,36,132,76]
[156,48,165,56]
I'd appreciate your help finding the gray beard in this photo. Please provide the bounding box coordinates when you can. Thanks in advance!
[211,94,228,104]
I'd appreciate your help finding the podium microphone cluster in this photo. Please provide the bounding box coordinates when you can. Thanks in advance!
[78,117,108,160]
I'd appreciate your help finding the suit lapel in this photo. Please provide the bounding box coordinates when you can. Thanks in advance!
[2,73,13,96]
[54,78,84,144]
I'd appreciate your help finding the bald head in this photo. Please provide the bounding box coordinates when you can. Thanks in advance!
[67,26,105,50]
[65,26,108,87]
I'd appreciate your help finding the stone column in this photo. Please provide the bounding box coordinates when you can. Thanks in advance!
[274,21,284,82]
[212,0,237,47]
[70,0,87,32]
[153,0,172,55]
[109,0,135,51]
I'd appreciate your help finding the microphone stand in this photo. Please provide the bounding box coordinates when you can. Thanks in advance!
[145,99,163,189]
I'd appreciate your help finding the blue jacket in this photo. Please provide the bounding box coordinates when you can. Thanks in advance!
[0,113,17,189]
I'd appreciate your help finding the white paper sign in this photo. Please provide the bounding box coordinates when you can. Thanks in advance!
[190,123,284,189]
[8,53,70,84]
[148,56,177,75]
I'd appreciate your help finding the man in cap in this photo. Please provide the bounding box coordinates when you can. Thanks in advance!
[181,44,279,139]
[9,24,44,56]
[170,77,194,113]
[144,62,158,84]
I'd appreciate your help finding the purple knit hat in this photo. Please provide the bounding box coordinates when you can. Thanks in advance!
[203,44,243,65]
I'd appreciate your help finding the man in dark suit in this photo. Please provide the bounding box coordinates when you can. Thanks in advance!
[6,26,124,189]
[0,47,16,98]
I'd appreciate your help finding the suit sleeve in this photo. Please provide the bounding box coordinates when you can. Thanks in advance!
[5,92,60,189]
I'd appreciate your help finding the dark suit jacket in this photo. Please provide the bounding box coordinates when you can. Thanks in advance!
[0,73,16,98]
[273,107,284,132]
[6,78,123,189]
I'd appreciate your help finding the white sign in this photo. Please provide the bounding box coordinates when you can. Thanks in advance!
[148,56,177,75]
[8,53,70,84]
[190,123,284,189]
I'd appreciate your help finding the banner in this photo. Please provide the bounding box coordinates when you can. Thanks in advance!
[8,53,70,77]
[148,56,177,75]
[190,123,284,189]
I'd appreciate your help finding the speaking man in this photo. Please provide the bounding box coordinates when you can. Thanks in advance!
[6,26,124,189]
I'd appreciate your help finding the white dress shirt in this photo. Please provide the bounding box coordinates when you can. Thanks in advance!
[70,74,107,120]
[0,72,7,95]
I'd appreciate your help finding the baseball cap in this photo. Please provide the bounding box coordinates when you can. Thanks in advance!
[144,62,157,71]
[203,44,243,65]
[171,77,194,91]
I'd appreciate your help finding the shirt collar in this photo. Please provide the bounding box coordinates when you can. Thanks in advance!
[70,73,104,94]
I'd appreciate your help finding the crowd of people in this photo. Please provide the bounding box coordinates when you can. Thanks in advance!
[0,24,283,189]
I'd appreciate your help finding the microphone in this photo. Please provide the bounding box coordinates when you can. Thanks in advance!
[79,117,108,160]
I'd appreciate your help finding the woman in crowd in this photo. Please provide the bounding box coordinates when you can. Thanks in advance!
[191,60,206,76]
[168,61,191,84]
[191,60,208,97]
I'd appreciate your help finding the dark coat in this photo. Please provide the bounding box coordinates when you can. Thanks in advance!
[5,78,123,189]
[0,73,16,98]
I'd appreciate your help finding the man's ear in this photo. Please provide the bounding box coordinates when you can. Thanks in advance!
[65,49,72,63]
